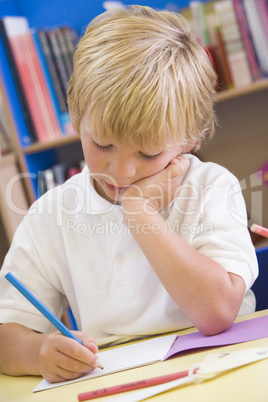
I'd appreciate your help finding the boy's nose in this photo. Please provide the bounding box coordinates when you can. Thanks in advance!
[109,158,136,179]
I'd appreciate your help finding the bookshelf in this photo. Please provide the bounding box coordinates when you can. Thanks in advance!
[199,78,268,231]
[216,78,268,102]
[0,0,268,255]
[0,152,29,264]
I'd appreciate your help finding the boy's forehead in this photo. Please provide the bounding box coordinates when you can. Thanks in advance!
[80,111,177,151]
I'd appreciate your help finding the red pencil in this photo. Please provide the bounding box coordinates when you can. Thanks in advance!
[77,369,191,401]
[250,223,268,239]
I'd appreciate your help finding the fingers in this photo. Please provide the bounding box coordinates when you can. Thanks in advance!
[165,155,190,178]
[75,332,99,354]
[52,341,99,380]
[38,332,101,383]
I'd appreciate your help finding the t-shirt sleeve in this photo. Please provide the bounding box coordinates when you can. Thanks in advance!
[190,172,258,291]
[0,201,68,332]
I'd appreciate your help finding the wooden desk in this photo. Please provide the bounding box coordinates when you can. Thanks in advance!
[1,310,268,402]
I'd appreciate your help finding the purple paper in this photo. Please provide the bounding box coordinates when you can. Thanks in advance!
[163,314,268,361]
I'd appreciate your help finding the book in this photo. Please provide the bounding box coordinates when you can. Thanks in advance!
[36,29,68,114]
[215,27,234,89]
[232,0,262,81]
[0,116,12,156]
[55,27,74,79]
[2,16,62,143]
[33,314,268,392]
[214,0,252,88]
[12,31,62,142]
[34,334,178,392]
[0,18,37,145]
[37,161,83,196]
[243,0,268,76]
[189,1,210,46]
[0,93,12,155]
[255,0,268,58]
[47,28,70,96]
[10,33,45,141]
[32,29,73,135]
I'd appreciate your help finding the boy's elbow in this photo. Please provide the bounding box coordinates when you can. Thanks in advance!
[194,301,242,336]
[198,275,245,336]
[197,317,233,337]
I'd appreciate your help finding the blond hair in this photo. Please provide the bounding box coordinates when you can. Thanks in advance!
[68,5,217,151]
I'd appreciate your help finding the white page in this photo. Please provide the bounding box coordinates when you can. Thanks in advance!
[33,334,177,392]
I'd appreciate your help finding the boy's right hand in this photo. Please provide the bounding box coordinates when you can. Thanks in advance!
[122,154,190,215]
[37,331,101,383]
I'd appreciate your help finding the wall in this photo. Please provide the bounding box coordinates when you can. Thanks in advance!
[0,0,192,33]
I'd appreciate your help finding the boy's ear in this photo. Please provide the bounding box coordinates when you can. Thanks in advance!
[69,108,78,134]
[182,140,197,154]
[69,108,74,126]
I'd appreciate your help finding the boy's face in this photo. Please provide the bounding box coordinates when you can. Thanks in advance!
[80,115,184,204]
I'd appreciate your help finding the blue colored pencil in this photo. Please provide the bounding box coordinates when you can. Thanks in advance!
[5,272,82,344]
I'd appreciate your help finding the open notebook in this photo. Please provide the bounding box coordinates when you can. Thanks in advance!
[33,334,177,392]
[33,314,268,392]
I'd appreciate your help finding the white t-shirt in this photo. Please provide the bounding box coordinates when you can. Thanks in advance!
[0,155,258,346]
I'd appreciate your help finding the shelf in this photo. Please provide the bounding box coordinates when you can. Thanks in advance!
[0,152,16,166]
[23,134,80,155]
[216,79,268,103]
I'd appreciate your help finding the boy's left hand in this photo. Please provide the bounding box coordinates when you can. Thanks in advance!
[122,155,190,214]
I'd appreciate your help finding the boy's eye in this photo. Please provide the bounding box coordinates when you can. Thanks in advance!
[140,152,161,160]
[93,141,113,151]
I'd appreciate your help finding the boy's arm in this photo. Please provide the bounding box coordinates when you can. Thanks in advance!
[122,156,246,336]
[0,322,101,382]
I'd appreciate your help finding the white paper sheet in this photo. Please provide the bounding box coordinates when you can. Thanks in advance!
[33,334,177,392]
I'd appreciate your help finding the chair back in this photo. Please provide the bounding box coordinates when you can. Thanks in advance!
[251,247,268,311]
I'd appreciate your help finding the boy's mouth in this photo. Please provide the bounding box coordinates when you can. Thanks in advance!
[104,181,127,192]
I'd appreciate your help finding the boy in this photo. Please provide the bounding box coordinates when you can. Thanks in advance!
[0,5,258,383]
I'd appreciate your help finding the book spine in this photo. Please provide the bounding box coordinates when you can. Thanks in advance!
[25,31,62,140]
[37,29,68,114]
[256,0,268,50]
[215,27,234,89]
[0,19,37,145]
[0,49,31,149]
[60,26,78,69]
[243,0,268,75]
[10,34,48,142]
[0,113,12,155]
[232,0,262,80]
[47,28,70,95]
[55,27,74,79]
[32,29,65,134]
[190,1,210,46]
[214,0,252,88]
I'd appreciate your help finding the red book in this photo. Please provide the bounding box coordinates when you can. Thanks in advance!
[215,28,234,89]
[8,22,62,142]
[10,34,46,141]
[26,31,62,140]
